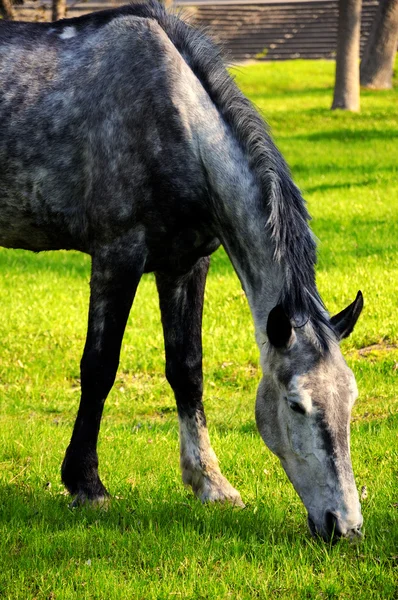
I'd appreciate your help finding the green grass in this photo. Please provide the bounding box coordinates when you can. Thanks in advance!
[0,60,397,599]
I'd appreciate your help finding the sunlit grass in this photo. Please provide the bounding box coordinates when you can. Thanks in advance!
[0,60,397,599]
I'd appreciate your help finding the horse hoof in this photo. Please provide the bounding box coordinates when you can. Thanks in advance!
[205,489,246,508]
[68,491,110,509]
[201,490,245,508]
[193,473,245,508]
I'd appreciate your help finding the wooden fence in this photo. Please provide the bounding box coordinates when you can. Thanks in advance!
[14,0,380,62]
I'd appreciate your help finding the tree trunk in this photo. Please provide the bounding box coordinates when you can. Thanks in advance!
[52,0,66,21]
[360,0,398,89]
[332,0,363,111]
[0,0,16,20]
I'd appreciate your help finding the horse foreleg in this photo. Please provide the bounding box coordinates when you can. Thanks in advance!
[61,243,145,505]
[156,258,244,507]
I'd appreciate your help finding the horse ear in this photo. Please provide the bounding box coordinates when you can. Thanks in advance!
[330,291,364,340]
[267,305,295,349]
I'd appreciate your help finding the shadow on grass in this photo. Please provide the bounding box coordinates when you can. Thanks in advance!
[313,217,397,266]
[304,178,382,195]
[290,129,398,143]
[246,87,331,103]
[0,482,303,548]
[292,163,396,178]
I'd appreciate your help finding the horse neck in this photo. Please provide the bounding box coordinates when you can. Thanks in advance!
[173,59,286,344]
[198,116,284,346]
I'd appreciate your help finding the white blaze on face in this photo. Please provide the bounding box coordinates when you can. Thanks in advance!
[287,375,313,413]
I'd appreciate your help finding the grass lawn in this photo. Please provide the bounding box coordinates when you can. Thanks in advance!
[0,59,397,599]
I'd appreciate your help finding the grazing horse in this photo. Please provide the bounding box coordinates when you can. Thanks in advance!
[0,1,364,541]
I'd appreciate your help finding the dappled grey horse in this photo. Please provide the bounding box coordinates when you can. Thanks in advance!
[0,1,364,541]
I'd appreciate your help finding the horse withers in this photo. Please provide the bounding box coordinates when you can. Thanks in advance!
[0,1,363,541]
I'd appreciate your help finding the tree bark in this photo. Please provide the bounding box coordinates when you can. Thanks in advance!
[332,0,363,111]
[52,0,67,21]
[0,0,16,20]
[360,0,398,89]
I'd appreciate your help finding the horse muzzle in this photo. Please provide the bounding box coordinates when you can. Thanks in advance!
[308,510,363,543]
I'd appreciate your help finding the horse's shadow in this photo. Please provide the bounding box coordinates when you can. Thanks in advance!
[0,482,308,549]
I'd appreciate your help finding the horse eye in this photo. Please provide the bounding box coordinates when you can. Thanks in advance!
[288,401,306,415]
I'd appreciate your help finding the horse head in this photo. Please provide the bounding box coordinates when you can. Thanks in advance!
[256,292,364,541]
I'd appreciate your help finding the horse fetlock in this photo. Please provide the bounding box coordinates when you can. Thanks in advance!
[183,467,244,507]
[64,475,109,506]
[61,448,109,503]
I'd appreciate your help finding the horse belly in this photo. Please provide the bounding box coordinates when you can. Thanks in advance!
[0,198,78,252]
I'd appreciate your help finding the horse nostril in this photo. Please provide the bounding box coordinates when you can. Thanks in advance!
[325,510,342,539]
[347,525,364,541]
